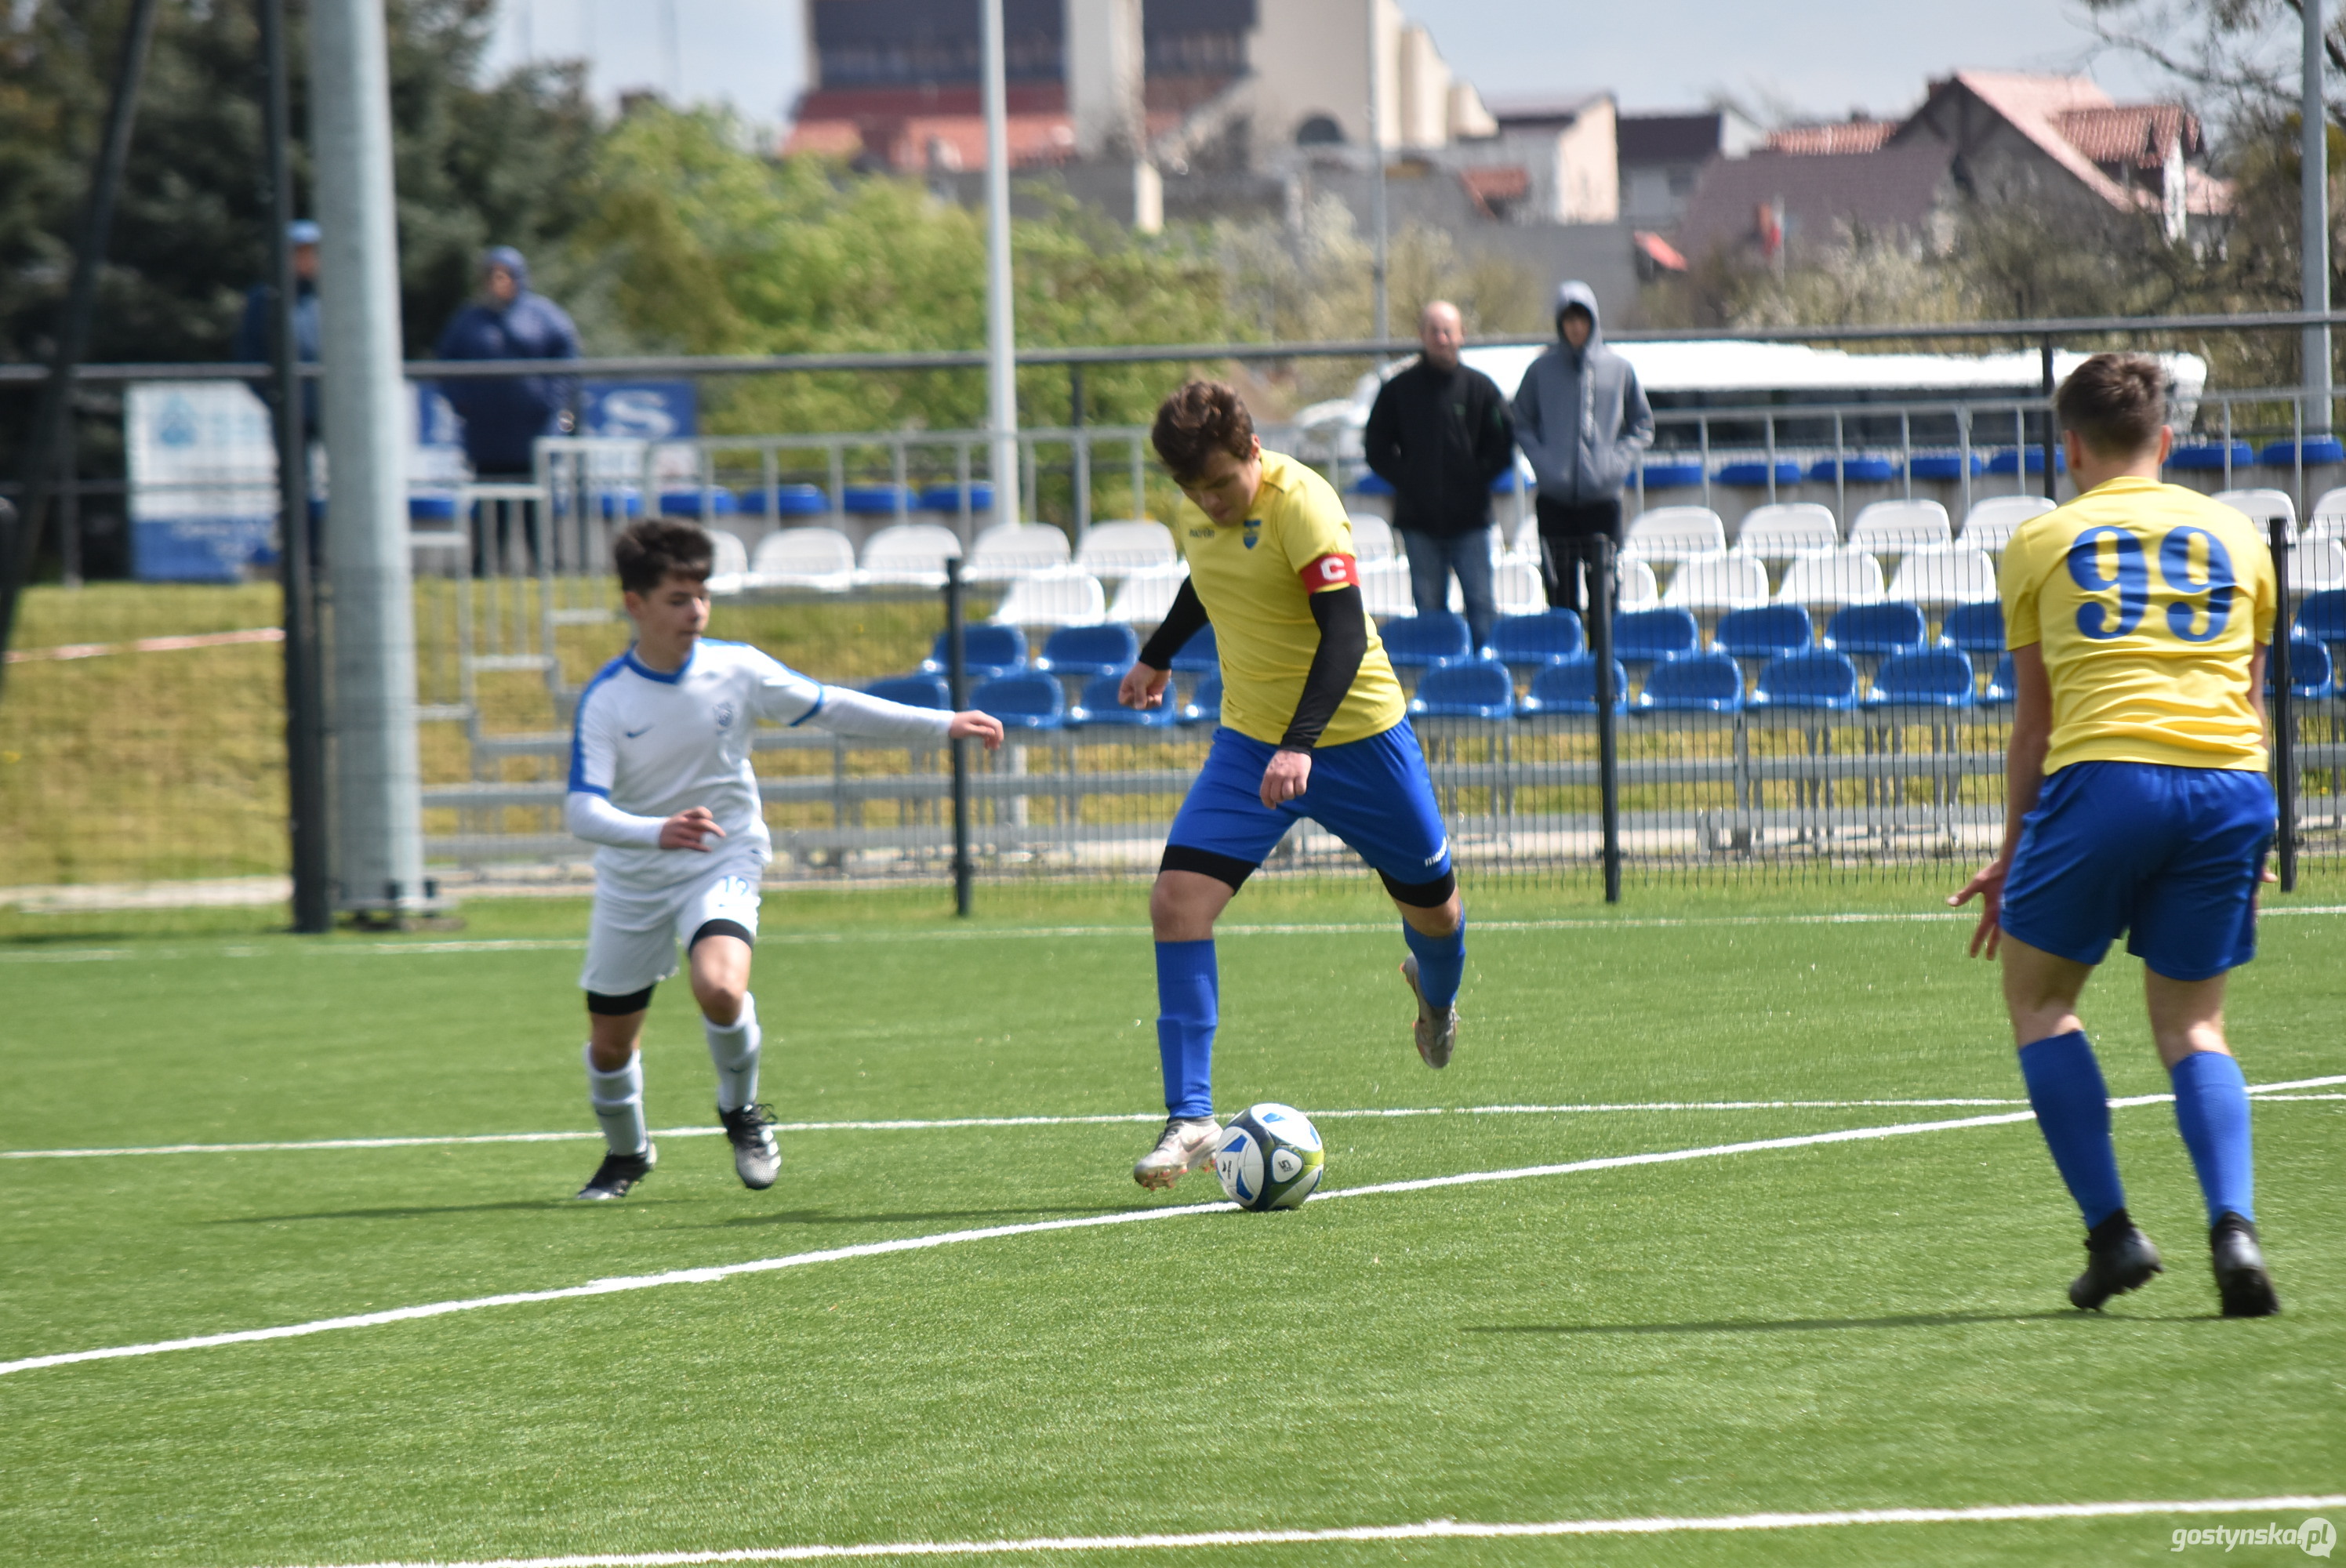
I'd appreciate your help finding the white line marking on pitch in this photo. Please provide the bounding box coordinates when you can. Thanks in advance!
[9,1075,2341,1162]
[9,1087,2295,1382]
[266,1494,2346,1567]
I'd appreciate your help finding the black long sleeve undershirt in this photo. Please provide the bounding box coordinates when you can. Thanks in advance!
[1279,585,1367,753]
[1137,577,1210,669]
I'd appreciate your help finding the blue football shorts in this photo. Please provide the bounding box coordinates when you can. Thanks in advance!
[1165,723,1451,891]
[1999,760,2275,982]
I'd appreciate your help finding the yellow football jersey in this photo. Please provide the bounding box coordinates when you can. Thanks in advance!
[2001,475,2278,775]
[1171,449,1407,748]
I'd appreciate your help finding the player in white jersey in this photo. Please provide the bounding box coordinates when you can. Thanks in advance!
[565,520,1003,1199]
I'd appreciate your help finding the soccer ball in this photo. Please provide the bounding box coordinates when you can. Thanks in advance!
[1212,1103,1325,1210]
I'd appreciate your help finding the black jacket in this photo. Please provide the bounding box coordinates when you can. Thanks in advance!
[1363,358,1516,538]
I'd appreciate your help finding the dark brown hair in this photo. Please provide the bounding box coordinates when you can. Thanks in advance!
[1151,379,1256,481]
[2055,353,2168,458]
[612,518,714,596]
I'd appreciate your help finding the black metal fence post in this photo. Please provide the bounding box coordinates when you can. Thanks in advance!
[945,556,973,916]
[2039,336,2059,503]
[2271,517,2298,892]
[1593,533,1621,903]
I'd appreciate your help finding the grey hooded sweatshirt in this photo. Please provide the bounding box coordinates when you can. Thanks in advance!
[1511,281,1654,506]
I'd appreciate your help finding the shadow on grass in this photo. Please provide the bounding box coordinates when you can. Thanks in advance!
[210,1197,687,1222]
[1460,1308,2215,1336]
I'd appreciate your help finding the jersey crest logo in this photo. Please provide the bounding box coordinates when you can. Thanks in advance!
[1242,519,1261,549]
[714,701,735,731]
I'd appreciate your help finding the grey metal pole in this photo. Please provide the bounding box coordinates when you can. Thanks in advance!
[2271,517,2298,892]
[261,0,331,935]
[2307,0,2332,432]
[1365,2,1389,344]
[2039,338,2059,502]
[945,557,973,916]
[310,0,426,919]
[980,0,1022,532]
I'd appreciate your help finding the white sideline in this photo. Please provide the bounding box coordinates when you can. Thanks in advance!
[9,1076,2343,1162]
[269,1495,2346,1567]
[12,1085,2323,1382]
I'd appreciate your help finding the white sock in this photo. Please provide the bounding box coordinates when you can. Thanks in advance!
[583,1043,648,1156]
[705,993,761,1112]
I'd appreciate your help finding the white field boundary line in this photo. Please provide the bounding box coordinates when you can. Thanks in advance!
[263,1494,2346,1568]
[3,626,282,665]
[7,902,2346,964]
[9,1091,2308,1382]
[9,1075,2341,1163]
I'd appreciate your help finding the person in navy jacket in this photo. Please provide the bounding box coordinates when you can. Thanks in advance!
[435,246,581,570]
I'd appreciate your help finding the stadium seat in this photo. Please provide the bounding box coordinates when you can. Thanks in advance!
[1636,458,1705,489]
[1617,557,1661,610]
[1807,455,1896,483]
[1937,601,2006,655]
[1349,471,1394,496]
[1624,505,1727,562]
[1905,452,1984,480]
[1486,609,1585,670]
[921,623,1027,681]
[919,481,994,513]
[1517,655,1629,715]
[1778,549,1887,608]
[1887,547,1999,610]
[859,522,963,586]
[1178,672,1222,724]
[2307,487,2346,539]
[1106,564,1189,624]
[1358,557,1415,617]
[1169,622,1218,675]
[1982,652,2020,705]
[2293,537,2346,593]
[965,522,1072,583]
[1661,551,1770,612]
[409,492,458,522]
[1866,648,1976,709]
[863,673,951,710]
[1033,622,1141,681]
[761,484,830,517]
[1959,493,2057,552]
[2164,441,2249,472]
[842,483,913,516]
[1409,658,1516,719]
[1734,503,1840,561]
[1637,651,1745,713]
[991,570,1109,627]
[1823,601,1929,658]
[1848,499,1952,557]
[1073,520,1176,577]
[659,486,739,517]
[750,526,856,590]
[2298,588,2346,650]
[1715,459,1800,487]
[971,670,1065,730]
[1715,604,1814,662]
[2269,634,2337,700]
[1985,445,2066,475]
[706,530,750,579]
[1382,612,1474,669]
[2258,437,2346,466]
[1750,650,1861,711]
[1491,558,1547,615]
[2213,488,2297,543]
[1069,672,1174,728]
[1612,607,1701,663]
[1346,514,1396,562]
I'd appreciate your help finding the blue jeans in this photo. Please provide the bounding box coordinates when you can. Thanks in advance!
[1400,526,1496,650]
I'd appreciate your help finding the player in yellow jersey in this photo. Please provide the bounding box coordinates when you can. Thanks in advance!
[1115,381,1468,1188]
[1952,354,2281,1316]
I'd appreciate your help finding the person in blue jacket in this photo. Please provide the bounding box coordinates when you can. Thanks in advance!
[436,246,580,570]
[234,220,323,426]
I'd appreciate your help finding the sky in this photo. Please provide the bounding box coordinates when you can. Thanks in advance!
[478,0,2181,130]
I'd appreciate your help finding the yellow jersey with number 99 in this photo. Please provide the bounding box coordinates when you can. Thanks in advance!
[2001,475,2278,775]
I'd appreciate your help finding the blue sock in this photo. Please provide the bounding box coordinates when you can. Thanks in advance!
[1154,939,1217,1120]
[2170,1051,2256,1225]
[1403,919,1466,1009]
[2017,1030,2126,1231]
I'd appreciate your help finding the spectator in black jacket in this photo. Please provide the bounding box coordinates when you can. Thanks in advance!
[1363,301,1516,648]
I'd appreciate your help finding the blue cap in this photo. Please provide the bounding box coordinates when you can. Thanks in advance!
[288,220,321,245]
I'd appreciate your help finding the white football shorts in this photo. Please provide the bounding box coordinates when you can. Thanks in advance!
[579,851,764,998]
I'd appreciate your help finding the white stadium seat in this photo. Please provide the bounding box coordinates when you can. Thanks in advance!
[2213,488,2298,543]
[1491,558,1547,615]
[1888,546,2000,609]
[1624,505,1728,562]
[2294,536,2346,593]
[1358,557,1414,617]
[1848,499,1951,557]
[703,530,751,596]
[1778,549,1887,608]
[2306,487,2346,542]
[990,568,1107,627]
[964,522,1072,583]
[858,522,963,586]
[1616,557,1661,611]
[749,526,855,590]
[1733,503,1839,561]
[1661,551,1771,612]
[1959,493,2057,552]
[1106,563,1189,624]
[1346,513,1396,563]
[1073,520,1176,577]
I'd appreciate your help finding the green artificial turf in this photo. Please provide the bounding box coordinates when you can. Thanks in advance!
[0,884,2339,1567]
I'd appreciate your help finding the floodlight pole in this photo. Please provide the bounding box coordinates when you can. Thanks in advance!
[1365,0,1389,346]
[2306,0,2332,434]
[946,557,974,916]
[981,0,1022,532]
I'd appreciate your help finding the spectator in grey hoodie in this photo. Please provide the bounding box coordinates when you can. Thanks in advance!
[1512,281,1652,615]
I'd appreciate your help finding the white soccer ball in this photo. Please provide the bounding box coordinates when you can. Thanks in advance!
[1213,1102,1325,1210]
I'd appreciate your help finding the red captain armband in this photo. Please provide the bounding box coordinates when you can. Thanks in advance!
[1298,553,1361,593]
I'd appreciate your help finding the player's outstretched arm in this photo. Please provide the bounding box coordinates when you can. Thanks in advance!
[948,710,1004,750]
[1950,643,2052,956]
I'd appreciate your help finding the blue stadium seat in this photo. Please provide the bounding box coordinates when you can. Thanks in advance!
[1981,652,2020,705]
[1937,601,2005,655]
[1409,658,1516,719]
[2259,437,2346,466]
[2269,634,2337,699]
[921,481,995,512]
[1491,468,1524,493]
[1807,455,1896,483]
[1638,651,1745,713]
[1751,650,1861,710]
[843,483,912,515]
[864,673,953,711]
[1867,648,1976,709]
[1382,612,1474,669]
[2297,588,2346,650]
[1069,672,1174,728]
[1350,470,1396,495]
[1987,447,2069,475]
[1033,622,1141,681]
[921,623,1028,681]
[1485,609,1584,670]
[763,484,829,517]
[971,670,1064,730]
[1179,672,1222,725]
[1822,601,1929,657]
[659,487,739,517]
[1716,459,1801,487]
[2162,442,2248,473]
[1714,604,1813,662]
[1612,606,1701,663]
[1168,622,1218,676]
[409,493,458,522]
[1907,452,1984,480]
[1637,459,1705,489]
[1518,655,1629,715]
